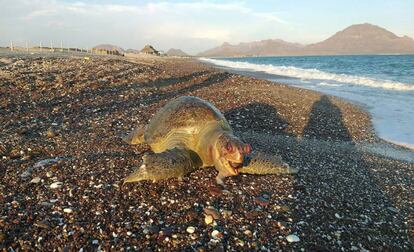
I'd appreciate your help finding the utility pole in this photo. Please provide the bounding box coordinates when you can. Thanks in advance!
[40,41,42,52]
[50,41,53,51]
[10,41,13,51]
[26,41,29,52]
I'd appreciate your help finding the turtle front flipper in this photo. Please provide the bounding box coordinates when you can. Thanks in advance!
[238,151,298,175]
[123,147,203,184]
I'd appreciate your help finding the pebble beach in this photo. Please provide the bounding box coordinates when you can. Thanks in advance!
[0,52,413,251]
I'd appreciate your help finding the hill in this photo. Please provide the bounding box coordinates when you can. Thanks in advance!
[198,23,414,57]
[126,49,139,54]
[199,39,303,57]
[306,23,414,55]
[166,48,189,57]
[92,44,125,53]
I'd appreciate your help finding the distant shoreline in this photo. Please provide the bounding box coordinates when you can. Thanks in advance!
[197,52,414,59]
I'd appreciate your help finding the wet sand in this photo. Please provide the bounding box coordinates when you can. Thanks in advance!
[0,52,413,251]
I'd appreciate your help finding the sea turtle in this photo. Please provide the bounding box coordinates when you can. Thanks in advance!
[123,96,298,185]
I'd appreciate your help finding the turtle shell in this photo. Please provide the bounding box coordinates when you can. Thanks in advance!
[144,96,230,146]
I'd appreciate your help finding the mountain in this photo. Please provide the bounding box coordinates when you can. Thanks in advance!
[306,23,414,55]
[93,44,125,53]
[166,48,189,57]
[126,48,139,54]
[198,23,414,57]
[199,39,303,57]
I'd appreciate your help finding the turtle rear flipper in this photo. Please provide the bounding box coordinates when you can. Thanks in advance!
[123,126,146,145]
[123,147,203,184]
[239,151,298,175]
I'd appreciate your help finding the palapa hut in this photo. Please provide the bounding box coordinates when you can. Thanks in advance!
[140,45,160,55]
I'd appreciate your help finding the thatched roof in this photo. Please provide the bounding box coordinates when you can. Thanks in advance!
[140,45,160,55]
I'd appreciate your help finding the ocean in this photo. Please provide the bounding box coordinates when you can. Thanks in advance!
[200,55,414,150]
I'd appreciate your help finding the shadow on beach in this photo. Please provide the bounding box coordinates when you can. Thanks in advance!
[3,70,230,132]
[303,95,353,142]
[225,102,292,137]
[226,95,413,250]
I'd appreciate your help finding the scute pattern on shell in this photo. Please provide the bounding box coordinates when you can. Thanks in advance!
[144,96,229,145]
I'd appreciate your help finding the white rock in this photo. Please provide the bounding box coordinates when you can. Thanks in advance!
[30,177,41,184]
[205,215,213,225]
[186,226,195,234]
[286,234,300,243]
[33,159,58,168]
[127,231,132,236]
[50,182,63,189]
[63,208,73,214]
[211,230,222,239]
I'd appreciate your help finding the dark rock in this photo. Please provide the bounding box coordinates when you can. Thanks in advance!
[148,225,160,234]
[254,196,269,207]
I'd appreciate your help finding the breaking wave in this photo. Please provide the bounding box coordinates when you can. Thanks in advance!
[200,57,414,91]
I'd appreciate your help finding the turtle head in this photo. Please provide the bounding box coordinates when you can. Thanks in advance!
[213,133,252,177]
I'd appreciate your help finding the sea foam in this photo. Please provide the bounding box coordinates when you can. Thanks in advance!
[200,57,414,91]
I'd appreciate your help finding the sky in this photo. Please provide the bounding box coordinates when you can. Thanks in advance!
[1,0,413,54]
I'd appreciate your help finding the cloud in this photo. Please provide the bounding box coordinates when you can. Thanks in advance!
[191,29,231,41]
[253,12,288,24]
[1,0,289,54]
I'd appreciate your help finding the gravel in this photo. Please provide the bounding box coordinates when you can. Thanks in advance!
[0,52,413,251]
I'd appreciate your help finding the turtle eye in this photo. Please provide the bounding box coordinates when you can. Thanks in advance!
[244,144,252,154]
[226,142,234,152]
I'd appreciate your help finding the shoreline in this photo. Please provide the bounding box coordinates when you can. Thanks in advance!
[199,56,414,153]
[199,53,414,59]
[0,52,413,250]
